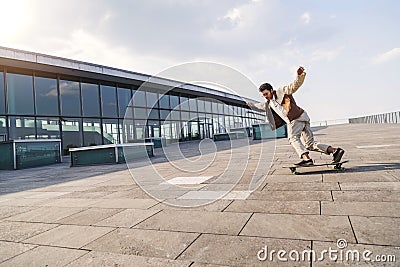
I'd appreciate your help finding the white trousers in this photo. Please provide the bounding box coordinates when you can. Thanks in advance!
[287,112,330,158]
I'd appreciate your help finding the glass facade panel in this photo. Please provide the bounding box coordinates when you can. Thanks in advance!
[147,120,160,138]
[121,119,134,143]
[60,80,81,116]
[9,116,35,140]
[205,101,212,113]
[83,119,102,146]
[0,117,6,141]
[169,109,180,120]
[117,87,132,118]
[189,98,197,111]
[135,120,147,140]
[212,101,218,114]
[0,72,5,114]
[134,108,149,120]
[61,118,82,153]
[82,82,100,117]
[180,96,189,110]
[102,119,119,144]
[35,76,59,116]
[170,121,181,141]
[161,121,171,140]
[7,73,34,115]
[181,111,189,121]
[170,95,179,109]
[148,108,159,120]
[36,117,60,139]
[160,109,170,120]
[133,90,146,107]
[101,85,118,117]
[197,99,205,112]
[146,91,158,109]
[159,94,170,109]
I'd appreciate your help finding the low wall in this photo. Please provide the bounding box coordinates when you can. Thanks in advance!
[69,143,154,167]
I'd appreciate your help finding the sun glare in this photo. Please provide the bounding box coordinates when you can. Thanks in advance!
[0,0,29,39]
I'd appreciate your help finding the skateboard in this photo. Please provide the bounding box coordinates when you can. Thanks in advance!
[283,160,349,175]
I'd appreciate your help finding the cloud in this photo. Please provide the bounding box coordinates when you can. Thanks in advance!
[301,12,311,24]
[372,48,400,64]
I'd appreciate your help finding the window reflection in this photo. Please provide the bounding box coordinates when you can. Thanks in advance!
[7,73,34,115]
[83,119,102,146]
[102,119,119,144]
[60,80,81,116]
[35,76,59,116]
[101,85,117,118]
[133,90,146,107]
[82,82,100,117]
[61,118,82,154]
[117,87,132,118]
[9,116,36,140]
[0,72,5,114]
[0,117,7,141]
[146,91,158,109]
[36,117,60,139]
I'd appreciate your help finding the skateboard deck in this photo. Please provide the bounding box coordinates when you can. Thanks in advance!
[283,160,349,175]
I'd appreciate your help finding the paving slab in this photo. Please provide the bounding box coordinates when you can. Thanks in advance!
[266,174,322,183]
[91,198,159,209]
[322,201,400,217]
[24,225,114,249]
[83,228,199,259]
[178,234,311,266]
[0,206,38,220]
[0,198,48,207]
[339,182,400,191]
[4,207,86,223]
[95,209,161,228]
[65,251,191,267]
[56,208,123,226]
[350,216,400,246]
[0,221,57,242]
[100,188,150,199]
[224,200,319,215]
[248,190,332,201]
[0,246,88,267]
[265,182,340,191]
[134,210,251,235]
[0,241,36,263]
[312,241,400,266]
[149,199,233,212]
[57,191,115,199]
[323,172,398,183]
[332,190,400,202]
[38,198,102,208]
[240,214,356,243]
[21,191,71,199]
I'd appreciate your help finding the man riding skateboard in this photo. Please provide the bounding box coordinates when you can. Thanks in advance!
[247,66,344,166]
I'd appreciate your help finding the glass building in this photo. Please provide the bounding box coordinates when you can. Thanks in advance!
[0,47,266,154]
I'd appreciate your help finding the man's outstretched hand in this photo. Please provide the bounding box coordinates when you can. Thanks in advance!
[297,66,305,75]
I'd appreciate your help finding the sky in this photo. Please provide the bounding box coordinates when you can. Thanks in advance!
[1,0,399,122]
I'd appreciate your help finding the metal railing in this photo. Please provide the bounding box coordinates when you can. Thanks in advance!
[349,111,400,124]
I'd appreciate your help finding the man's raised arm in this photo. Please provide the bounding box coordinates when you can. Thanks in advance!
[281,66,307,95]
